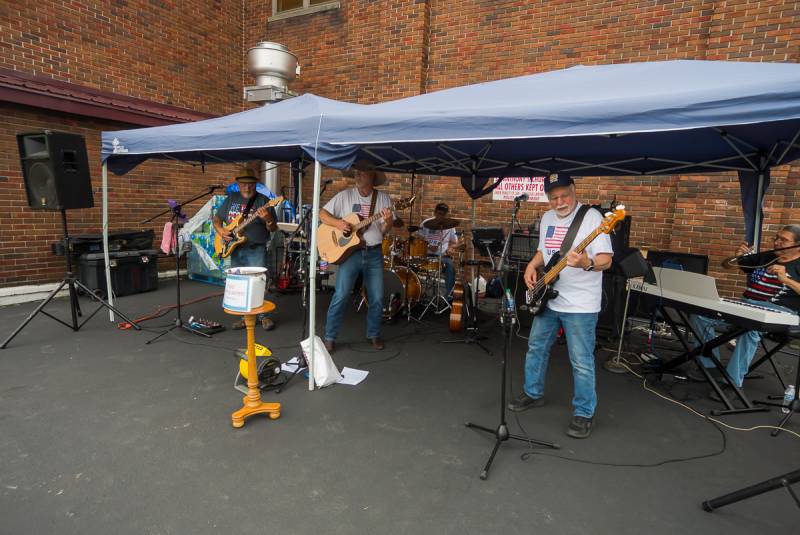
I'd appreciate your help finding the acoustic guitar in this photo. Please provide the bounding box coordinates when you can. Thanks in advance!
[214,196,284,258]
[317,196,415,264]
[525,206,626,315]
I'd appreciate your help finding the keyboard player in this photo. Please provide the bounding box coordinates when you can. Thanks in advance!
[689,225,800,396]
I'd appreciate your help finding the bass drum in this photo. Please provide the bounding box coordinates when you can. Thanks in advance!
[363,267,421,319]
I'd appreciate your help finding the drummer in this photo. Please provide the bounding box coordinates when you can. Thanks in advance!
[417,202,459,299]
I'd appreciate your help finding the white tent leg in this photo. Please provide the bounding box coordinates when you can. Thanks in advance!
[102,162,115,321]
[307,160,323,390]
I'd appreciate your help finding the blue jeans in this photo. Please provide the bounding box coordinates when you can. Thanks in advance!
[325,247,384,341]
[442,257,455,298]
[689,298,795,387]
[524,307,599,418]
[230,244,266,270]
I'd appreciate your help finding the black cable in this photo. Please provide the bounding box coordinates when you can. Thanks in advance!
[518,417,727,468]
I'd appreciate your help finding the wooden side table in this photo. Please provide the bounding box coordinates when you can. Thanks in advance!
[224,301,281,428]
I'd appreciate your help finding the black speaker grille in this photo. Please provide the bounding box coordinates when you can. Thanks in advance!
[26,161,58,209]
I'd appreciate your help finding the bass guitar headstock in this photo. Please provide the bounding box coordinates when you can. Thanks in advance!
[600,205,626,234]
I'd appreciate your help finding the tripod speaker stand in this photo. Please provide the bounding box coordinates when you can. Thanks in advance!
[1,210,141,349]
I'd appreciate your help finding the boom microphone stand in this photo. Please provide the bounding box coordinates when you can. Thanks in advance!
[143,185,222,344]
[1,209,141,349]
[465,197,559,479]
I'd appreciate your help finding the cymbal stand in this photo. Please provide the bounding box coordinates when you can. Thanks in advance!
[418,252,450,319]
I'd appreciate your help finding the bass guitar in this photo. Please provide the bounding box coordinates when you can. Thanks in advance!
[317,196,415,264]
[214,196,284,258]
[525,206,626,315]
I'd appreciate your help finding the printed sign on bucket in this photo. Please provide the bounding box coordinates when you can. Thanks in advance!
[491,176,547,202]
[223,267,267,312]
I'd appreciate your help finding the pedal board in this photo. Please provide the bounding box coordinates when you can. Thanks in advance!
[188,316,226,335]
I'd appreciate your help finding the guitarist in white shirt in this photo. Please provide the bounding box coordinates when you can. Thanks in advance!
[319,160,394,353]
[212,167,278,331]
[508,173,613,439]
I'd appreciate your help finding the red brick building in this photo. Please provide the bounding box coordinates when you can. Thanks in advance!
[2,1,799,296]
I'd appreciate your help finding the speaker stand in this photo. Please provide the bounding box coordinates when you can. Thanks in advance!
[1,210,141,349]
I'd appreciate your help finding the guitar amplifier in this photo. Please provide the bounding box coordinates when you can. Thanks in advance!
[510,232,538,264]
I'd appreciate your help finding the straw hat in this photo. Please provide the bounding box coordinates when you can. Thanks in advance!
[235,165,259,183]
[341,159,387,186]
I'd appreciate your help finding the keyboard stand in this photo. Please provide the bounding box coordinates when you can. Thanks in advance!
[650,306,769,416]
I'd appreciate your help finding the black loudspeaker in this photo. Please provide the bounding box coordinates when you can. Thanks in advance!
[613,248,650,279]
[17,131,94,210]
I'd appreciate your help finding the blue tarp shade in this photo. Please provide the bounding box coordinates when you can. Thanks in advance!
[102,61,800,245]
[101,94,365,175]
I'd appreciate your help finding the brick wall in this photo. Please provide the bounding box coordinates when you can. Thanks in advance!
[0,104,237,286]
[3,1,800,296]
[258,0,800,297]
[0,1,246,287]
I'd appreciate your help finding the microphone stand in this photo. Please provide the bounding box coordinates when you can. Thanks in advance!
[143,185,222,344]
[465,198,559,480]
[277,181,329,392]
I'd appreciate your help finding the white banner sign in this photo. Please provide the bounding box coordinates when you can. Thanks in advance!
[491,176,548,202]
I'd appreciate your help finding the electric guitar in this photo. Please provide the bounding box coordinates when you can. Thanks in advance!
[214,196,284,258]
[317,196,415,264]
[525,206,626,315]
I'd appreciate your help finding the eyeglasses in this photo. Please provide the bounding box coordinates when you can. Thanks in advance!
[774,235,795,244]
[548,191,574,203]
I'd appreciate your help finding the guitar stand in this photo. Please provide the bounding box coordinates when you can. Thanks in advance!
[466,299,559,479]
[441,260,492,355]
[702,468,800,512]
[2,210,141,349]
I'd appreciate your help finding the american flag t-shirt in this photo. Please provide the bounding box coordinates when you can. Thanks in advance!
[544,225,568,250]
[352,203,371,218]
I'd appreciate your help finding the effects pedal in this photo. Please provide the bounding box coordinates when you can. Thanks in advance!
[187,316,225,335]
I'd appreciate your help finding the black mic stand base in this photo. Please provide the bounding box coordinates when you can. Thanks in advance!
[145,317,211,345]
[440,332,493,356]
[466,311,559,480]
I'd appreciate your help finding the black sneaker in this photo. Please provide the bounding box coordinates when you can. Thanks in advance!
[566,416,593,439]
[507,393,545,412]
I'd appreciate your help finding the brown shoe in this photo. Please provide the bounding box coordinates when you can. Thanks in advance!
[231,319,246,330]
[369,337,385,350]
[324,339,335,354]
[260,317,276,331]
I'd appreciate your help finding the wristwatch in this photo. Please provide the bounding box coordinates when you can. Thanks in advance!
[584,259,595,272]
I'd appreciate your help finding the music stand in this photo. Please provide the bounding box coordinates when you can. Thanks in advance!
[143,186,220,344]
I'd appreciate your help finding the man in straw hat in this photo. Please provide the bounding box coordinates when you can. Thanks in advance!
[213,165,278,331]
[319,160,394,352]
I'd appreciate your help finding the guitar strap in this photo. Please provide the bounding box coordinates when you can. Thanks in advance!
[241,194,257,219]
[367,189,378,218]
[558,204,591,258]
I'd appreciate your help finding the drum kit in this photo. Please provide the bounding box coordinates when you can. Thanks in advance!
[366,217,464,321]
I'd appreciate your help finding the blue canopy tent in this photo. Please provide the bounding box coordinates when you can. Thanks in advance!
[101,94,365,390]
[312,60,800,245]
[102,60,800,391]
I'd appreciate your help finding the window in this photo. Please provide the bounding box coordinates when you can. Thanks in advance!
[270,0,339,21]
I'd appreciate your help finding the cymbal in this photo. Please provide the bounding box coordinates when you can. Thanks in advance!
[407,225,421,233]
[423,218,460,231]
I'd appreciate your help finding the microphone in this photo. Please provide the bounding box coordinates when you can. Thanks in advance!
[514,193,529,203]
[209,184,225,189]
